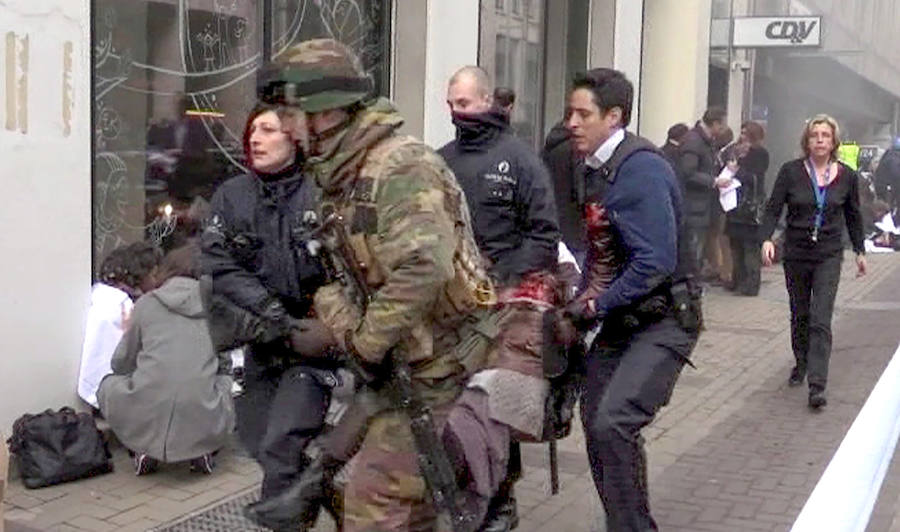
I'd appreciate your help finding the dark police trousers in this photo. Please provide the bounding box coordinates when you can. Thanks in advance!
[783,256,842,393]
[581,315,697,532]
[235,346,330,499]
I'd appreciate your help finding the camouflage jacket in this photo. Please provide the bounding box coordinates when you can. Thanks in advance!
[311,98,492,406]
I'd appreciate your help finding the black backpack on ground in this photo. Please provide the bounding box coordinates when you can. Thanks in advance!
[6,407,113,489]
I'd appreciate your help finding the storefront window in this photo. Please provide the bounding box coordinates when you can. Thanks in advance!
[91,0,390,268]
[479,0,546,148]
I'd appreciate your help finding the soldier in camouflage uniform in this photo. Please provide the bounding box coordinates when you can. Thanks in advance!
[257,39,495,532]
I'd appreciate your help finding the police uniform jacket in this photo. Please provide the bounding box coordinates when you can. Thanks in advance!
[438,109,560,285]
[201,164,325,321]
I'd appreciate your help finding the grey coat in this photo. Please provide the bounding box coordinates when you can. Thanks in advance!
[98,277,234,462]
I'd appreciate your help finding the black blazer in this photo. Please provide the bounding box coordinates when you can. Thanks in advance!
[761,159,865,262]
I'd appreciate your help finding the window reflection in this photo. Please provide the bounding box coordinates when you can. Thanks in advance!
[91,0,389,268]
[480,0,546,148]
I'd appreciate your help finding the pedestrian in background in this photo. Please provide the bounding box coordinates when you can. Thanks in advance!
[725,121,769,296]
[761,114,867,409]
[875,137,900,216]
[494,86,516,122]
[677,107,729,276]
[542,121,587,261]
[705,126,735,285]
[78,242,161,411]
[660,122,689,171]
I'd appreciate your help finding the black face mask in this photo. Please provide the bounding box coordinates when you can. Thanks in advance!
[451,109,507,148]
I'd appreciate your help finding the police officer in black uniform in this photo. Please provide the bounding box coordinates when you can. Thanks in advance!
[438,66,560,532]
[438,66,559,285]
[201,98,337,523]
[561,68,701,532]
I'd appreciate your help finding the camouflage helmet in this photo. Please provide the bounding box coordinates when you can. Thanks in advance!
[258,39,372,113]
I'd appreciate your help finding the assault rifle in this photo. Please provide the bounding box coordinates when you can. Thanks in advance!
[314,211,476,532]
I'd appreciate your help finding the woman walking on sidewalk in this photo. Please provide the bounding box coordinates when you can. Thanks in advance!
[760,114,867,409]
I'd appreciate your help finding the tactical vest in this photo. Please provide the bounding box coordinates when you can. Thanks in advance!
[320,134,498,379]
[601,132,694,284]
[324,134,495,313]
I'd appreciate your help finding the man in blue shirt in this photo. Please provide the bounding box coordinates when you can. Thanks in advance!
[561,68,702,531]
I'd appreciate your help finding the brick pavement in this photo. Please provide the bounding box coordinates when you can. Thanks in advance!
[513,252,900,532]
[4,252,900,532]
[2,438,263,532]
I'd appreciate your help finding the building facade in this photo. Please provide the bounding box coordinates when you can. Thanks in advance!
[709,0,900,177]
[5,0,898,433]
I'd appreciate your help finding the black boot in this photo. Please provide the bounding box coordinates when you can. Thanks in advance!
[808,389,827,409]
[243,455,338,531]
[479,487,518,532]
[451,489,492,532]
[788,366,805,387]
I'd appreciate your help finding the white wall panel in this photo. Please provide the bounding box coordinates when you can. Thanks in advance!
[0,0,93,433]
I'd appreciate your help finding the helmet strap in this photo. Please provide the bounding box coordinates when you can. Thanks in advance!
[311,112,353,147]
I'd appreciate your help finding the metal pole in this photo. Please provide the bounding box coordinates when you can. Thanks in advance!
[262,0,272,63]
[744,0,757,122]
[727,0,734,110]
[743,49,755,122]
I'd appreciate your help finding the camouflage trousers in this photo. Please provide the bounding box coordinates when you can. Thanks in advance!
[343,410,444,532]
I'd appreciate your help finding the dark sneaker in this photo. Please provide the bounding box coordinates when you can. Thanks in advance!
[788,367,805,387]
[134,454,158,476]
[189,454,215,474]
[809,391,827,409]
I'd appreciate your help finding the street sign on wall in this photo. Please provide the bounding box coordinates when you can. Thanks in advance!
[732,16,822,48]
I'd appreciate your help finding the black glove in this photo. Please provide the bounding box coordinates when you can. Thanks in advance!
[287,319,337,358]
[564,298,603,331]
[255,297,290,332]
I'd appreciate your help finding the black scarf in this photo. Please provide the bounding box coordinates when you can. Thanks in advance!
[255,161,300,183]
[452,108,508,151]
[254,162,305,211]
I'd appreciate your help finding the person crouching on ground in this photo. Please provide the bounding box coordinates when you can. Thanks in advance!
[760,114,867,409]
[78,242,162,411]
[98,243,235,475]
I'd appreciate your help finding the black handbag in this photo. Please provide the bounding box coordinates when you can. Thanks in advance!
[735,172,765,225]
[6,407,113,489]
